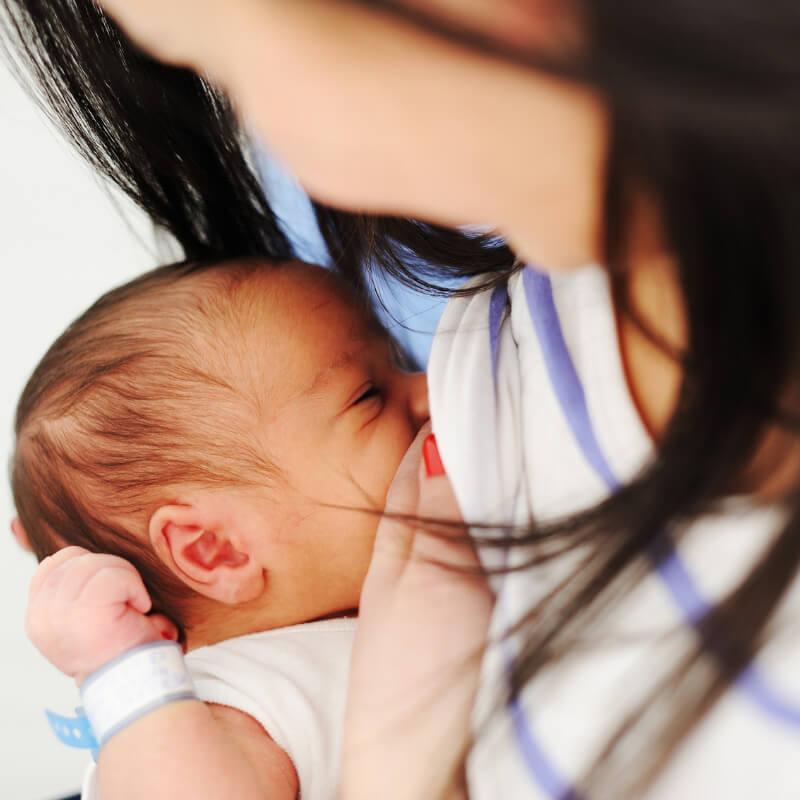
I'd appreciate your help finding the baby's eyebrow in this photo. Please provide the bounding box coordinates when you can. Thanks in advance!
[303,344,366,399]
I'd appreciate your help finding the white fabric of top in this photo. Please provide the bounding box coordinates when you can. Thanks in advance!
[187,619,356,800]
[428,264,800,799]
[81,618,355,800]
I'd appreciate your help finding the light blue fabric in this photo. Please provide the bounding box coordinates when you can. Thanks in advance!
[253,144,449,368]
[46,707,98,755]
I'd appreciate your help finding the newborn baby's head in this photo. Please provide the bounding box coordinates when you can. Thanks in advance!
[12,260,428,642]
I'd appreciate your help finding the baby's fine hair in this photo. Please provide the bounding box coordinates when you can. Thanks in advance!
[11,260,283,633]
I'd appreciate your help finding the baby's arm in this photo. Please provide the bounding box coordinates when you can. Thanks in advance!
[96,701,295,800]
[26,547,296,800]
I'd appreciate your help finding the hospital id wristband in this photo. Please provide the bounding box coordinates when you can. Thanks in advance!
[79,640,197,748]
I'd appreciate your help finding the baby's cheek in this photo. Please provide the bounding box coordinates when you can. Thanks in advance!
[385,423,418,490]
[362,430,403,501]
[388,415,417,463]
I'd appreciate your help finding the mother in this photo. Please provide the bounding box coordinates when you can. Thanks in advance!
[5,1,800,798]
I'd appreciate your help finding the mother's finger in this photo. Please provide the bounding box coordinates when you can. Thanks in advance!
[383,421,431,515]
[369,421,431,572]
[411,434,480,571]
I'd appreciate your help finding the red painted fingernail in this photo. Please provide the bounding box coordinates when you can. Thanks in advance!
[423,434,445,477]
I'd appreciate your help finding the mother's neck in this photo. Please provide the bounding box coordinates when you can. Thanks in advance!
[616,250,686,440]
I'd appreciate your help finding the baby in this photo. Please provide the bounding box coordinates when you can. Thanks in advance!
[12,258,431,800]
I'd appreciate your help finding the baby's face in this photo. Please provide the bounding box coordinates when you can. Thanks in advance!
[242,264,429,617]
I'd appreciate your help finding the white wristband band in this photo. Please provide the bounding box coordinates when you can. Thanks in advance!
[80,641,197,748]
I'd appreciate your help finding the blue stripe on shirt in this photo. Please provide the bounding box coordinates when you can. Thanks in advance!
[494,266,800,799]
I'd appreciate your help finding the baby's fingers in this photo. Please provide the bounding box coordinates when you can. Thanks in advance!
[50,552,142,609]
[27,546,92,601]
[75,560,153,616]
[29,548,151,616]
[145,613,180,643]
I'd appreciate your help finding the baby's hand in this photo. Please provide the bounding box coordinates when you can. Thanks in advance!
[25,547,178,684]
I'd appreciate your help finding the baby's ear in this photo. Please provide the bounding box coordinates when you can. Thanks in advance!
[10,517,32,552]
[149,503,265,604]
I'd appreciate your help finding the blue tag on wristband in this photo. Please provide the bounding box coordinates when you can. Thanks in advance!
[46,706,99,759]
[44,642,194,758]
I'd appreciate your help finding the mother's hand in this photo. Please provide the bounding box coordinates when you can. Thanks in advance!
[342,425,493,800]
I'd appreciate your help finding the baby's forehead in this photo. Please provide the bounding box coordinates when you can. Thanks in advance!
[232,262,387,339]
[202,262,393,391]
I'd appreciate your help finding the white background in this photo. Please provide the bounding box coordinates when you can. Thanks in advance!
[1,54,155,798]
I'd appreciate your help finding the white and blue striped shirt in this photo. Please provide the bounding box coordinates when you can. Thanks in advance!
[429,264,800,799]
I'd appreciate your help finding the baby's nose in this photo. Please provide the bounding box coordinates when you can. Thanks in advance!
[405,372,430,428]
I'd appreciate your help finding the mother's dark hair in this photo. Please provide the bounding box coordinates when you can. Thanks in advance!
[4,0,800,796]
[0,0,513,298]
